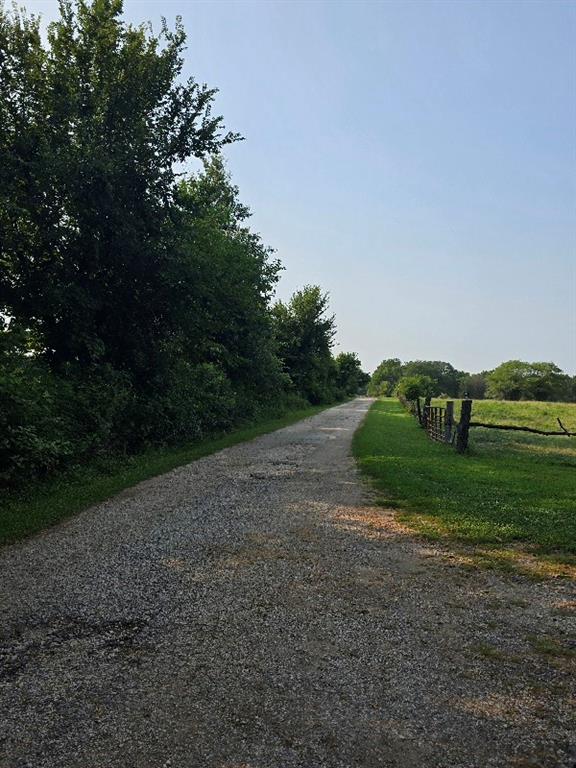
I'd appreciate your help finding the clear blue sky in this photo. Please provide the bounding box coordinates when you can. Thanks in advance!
[27,0,576,374]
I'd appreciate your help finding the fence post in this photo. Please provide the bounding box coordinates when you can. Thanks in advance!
[423,396,431,431]
[416,397,422,425]
[445,401,454,443]
[456,399,472,453]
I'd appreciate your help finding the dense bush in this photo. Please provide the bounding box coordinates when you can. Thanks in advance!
[395,375,437,401]
[0,355,69,484]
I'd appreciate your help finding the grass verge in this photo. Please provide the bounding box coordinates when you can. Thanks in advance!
[353,398,576,577]
[1,403,330,547]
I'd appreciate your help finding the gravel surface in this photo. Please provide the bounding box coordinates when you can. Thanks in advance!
[0,397,574,768]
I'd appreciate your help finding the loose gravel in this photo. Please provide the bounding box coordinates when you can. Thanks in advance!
[0,397,574,768]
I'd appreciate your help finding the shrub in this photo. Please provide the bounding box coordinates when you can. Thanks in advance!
[395,375,437,401]
[0,357,72,485]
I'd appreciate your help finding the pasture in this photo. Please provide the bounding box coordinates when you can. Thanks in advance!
[433,397,576,432]
[354,398,576,575]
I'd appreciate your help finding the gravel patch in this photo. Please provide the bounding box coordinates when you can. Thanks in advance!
[0,397,574,767]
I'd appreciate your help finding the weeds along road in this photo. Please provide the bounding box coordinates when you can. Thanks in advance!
[0,397,573,768]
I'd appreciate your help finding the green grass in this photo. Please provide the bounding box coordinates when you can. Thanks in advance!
[432,397,576,432]
[528,635,576,659]
[0,404,329,547]
[353,398,576,562]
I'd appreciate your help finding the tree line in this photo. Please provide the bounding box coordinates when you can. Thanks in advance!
[0,0,368,487]
[368,358,576,403]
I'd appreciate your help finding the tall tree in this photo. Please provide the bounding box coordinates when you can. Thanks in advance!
[334,352,369,396]
[0,0,238,383]
[167,156,284,400]
[458,372,488,399]
[272,286,337,403]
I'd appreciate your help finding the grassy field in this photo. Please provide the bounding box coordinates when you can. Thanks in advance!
[353,398,576,575]
[432,397,576,432]
[0,403,329,547]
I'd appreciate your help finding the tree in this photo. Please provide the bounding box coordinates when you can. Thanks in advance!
[167,156,284,404]
[525,362,570,401]
[0,0,363,488]
[395,375,437,401]
[0,0,239,384]
[334,352,369,397]
[401,360,463,397]
[367,358,402,396]
[459,372,487,399]
[485,360,569,401]
[272,286,337,403]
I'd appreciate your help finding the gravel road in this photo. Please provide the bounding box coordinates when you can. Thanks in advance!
[1,397,574,768]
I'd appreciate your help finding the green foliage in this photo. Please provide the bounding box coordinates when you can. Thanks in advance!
[0,0,239,379]
[0,351,71,484]
[0,402,329,545]
[401,360,463,396]
[272,286,338,404]
[354,399,576,556]
[334,352,370,397]
[0,2,352,493]
[367,358,402,396]
[459,372,487,399]
[170,157,285,404]
[395,374,437,401]
[369,357,574,404]
[486,361,572,402]
[368,359,464,397]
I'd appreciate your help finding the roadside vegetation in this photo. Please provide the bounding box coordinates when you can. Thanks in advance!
[0,1,368,540]
[0,403,329,546]
[354,399,576,576]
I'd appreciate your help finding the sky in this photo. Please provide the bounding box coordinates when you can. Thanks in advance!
[24,0,576,374]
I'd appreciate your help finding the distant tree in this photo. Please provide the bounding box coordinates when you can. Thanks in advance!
[367,358,402,396]
[486,360,570,401]
[402,360,463,397]
[395,375,437,401]
[526,362,570,401]
[486,361,527,400]
[272,286,337,404]
[335,352,369,396]
[459,372,487,399]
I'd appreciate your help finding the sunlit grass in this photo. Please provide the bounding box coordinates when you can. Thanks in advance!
[353,399,576,567]
[432,397,576,432]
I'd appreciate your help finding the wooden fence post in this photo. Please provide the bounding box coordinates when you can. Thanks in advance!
[456,399,472,453]
[445,401,454,443]
[423,396,431,431]
[416,397,422,425]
